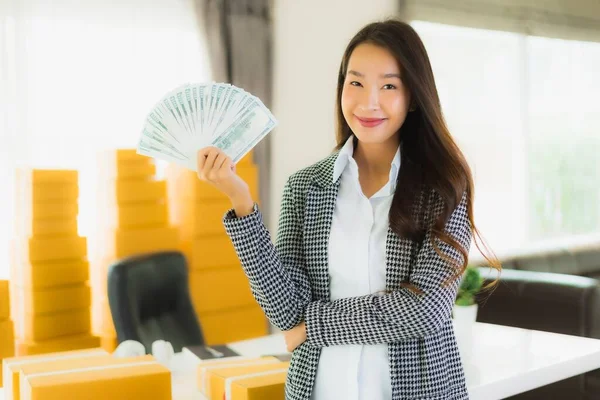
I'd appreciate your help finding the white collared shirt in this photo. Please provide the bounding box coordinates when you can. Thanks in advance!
[311,136,400,400]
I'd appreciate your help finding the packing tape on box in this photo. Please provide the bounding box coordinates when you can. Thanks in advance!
[224,368,288,400]
[8,350,107,369]
[4,348,108,397]
[199,359,279,396]
[21,360,158,384]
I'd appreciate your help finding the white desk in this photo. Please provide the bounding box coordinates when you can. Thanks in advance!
[461,322,600,399]
[3,322,600,399]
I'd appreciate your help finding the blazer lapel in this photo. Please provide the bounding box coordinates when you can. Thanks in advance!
[303,152,339,301]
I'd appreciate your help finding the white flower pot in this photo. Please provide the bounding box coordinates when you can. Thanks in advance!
[453,303,478,324]
[452,303,478,362]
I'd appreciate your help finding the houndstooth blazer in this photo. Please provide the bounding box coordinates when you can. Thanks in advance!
[223,151,471,400]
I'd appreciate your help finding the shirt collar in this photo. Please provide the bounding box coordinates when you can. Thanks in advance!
[332,136,401,188]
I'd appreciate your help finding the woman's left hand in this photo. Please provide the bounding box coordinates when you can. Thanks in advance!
[284,321,307,352]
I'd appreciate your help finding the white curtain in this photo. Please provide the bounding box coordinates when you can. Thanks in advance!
[0,0,211,278]
[412,21,600,258]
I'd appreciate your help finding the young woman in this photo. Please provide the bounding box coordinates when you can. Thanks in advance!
[197,18,500,400]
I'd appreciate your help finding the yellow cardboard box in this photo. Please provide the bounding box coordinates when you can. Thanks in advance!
[14,308,91,341]
[238,151,254,166]
[16,201,78,221]
[105,149,149,163]
[14,334,101,356]
[14,170,79,230]
[14,284,91,315]
[17,354,155,400]
[197,356,281,395]
[18,354,152,376]
[2,348,108,400]
[99,179,167,204]
[16,169,78,185]
[199,305,267,345]
[228,369,287,400]
[189,268,254,314]
[18,236,87,263]
[17,218,79,237]
[98,153,156,180]
[173,199,231,238]
[0,319,15,359]
[0,280,9,320]
[167,164,258,202]
[98,201,168,230]
[15,181,78,205]
[10,258,89,290]
[208,362,289,400]
[20,357,171,400]
[186,236,239,270]
[98,335,117,353]
[97,226,179,259]
[193,200,234,236]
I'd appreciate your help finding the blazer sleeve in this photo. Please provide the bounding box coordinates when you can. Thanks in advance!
[222,177,312,331]
[304,192,472,347]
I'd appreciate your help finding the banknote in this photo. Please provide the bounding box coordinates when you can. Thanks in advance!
[211,102,276,163]
[136,82,278,170]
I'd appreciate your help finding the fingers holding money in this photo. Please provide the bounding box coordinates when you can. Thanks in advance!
[214,152,231,174]
[197,147,234,182]
[202,147,219,179]
[196,146,249,203]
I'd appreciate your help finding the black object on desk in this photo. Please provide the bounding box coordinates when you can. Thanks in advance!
[184,344,292,362]
[185,344,240,359]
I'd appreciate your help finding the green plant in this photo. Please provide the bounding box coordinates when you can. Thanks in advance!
[455,266,484,306]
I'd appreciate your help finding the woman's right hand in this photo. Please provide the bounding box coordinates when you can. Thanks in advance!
[197,147,255,217]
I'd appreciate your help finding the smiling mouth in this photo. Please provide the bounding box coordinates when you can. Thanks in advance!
[356,116,386,122]
[355,115,386,127]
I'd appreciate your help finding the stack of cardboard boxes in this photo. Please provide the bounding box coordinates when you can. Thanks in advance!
[91,150,179,351]
[0,280,15,386]
[166,151,268,345]
[11,169,99,357]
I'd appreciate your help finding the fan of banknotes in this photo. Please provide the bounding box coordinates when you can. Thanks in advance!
[136,82,277,170]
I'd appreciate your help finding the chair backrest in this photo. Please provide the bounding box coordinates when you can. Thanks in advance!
[107,251,204,353]
[477,242,600,276]
[477,267,600,338]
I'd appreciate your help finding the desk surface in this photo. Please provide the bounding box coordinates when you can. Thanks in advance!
[3,322,600,400]
[464,322,600,399]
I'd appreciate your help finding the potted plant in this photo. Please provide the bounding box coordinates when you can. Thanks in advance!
[453,266,484,324]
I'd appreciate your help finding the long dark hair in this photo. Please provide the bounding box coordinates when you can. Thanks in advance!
[335,19,500,292]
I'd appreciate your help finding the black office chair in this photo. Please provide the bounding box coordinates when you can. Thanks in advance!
[107,251,205,353]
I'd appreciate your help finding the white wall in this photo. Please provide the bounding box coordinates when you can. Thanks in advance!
[269,0,398,233]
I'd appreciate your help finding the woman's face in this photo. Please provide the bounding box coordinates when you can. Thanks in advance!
[341,43,411,146]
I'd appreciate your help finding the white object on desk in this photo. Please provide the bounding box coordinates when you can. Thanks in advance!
[226,333,287,358]
[113,340,146,358]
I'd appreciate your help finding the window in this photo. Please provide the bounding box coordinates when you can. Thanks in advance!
[411,21,600,257]
[527,37,600,240]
